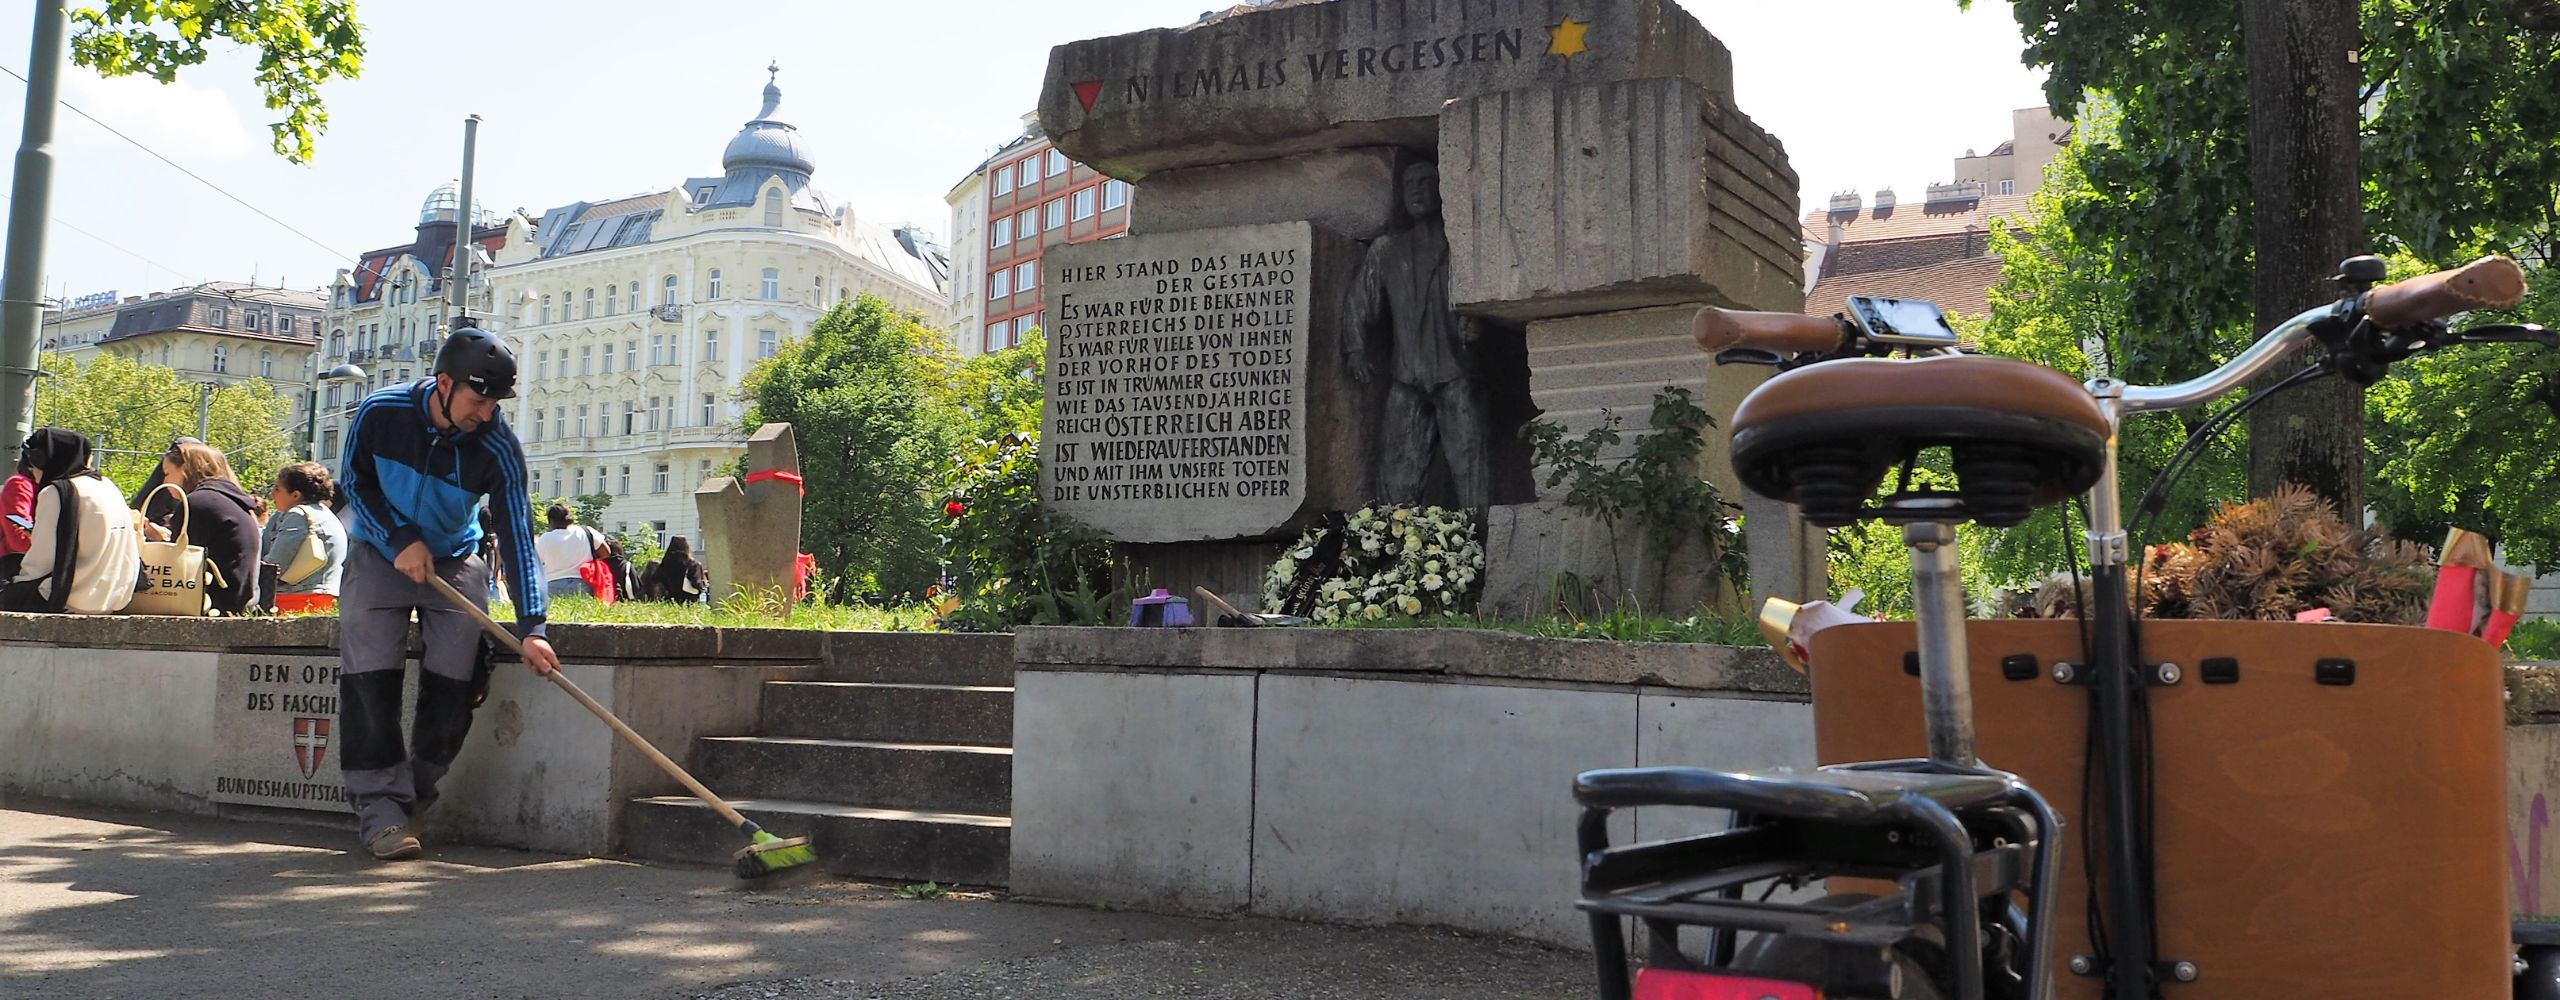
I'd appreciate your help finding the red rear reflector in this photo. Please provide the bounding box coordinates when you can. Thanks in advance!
[1632,966,1821,1000]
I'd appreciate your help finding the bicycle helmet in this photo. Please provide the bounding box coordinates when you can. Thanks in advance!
[433,323,517,399]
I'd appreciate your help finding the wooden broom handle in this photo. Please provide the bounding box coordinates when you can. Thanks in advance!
[423,574,749,828]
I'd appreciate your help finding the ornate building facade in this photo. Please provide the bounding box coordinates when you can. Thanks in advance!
[483,69,945,550]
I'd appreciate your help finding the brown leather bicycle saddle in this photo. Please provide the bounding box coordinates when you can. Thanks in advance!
[1729,355,2110,528]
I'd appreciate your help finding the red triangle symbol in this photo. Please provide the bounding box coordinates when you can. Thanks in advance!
[1071,79,1103,112]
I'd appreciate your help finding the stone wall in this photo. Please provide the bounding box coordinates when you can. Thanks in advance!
[1005,625,1812,945]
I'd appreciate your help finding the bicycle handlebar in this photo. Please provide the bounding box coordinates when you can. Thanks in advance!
[1691,307,1845,355]
[2363,255,2527,329]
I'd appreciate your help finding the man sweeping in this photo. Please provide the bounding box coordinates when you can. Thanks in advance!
[337,323,557,861]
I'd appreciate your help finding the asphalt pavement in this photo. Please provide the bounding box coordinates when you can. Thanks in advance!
[0,798,1592,999]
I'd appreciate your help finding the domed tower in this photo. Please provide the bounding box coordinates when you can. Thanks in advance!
[701,65,833,219]
[418,180,495,228]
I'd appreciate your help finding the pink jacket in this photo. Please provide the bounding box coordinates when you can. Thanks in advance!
[0,473,32,556]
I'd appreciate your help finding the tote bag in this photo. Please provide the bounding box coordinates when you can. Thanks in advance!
[278,506,330,585]
[126,483,210,616]
[575,526,617,605]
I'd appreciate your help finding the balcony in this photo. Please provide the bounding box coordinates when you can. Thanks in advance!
[654,304,682,322]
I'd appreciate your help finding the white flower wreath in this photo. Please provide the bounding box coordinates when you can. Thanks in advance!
[1262,504,1486,622]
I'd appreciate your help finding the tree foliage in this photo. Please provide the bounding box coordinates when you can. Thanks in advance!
[2367,265,2560,569]
[30,351,293,493]
[69,0,365,164]
[741,296,958,601]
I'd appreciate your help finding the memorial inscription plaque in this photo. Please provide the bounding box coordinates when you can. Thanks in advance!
[213,652,411,812]
[1043,221,1351,543]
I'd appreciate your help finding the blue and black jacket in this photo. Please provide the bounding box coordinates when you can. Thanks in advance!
[340,379,547,637]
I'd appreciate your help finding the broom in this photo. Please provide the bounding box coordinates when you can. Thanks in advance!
[425,575,817,880]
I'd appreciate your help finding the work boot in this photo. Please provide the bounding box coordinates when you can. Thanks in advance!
[366,824,422,861]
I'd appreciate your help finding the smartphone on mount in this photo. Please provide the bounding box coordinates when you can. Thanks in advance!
[1844,295,1961,348]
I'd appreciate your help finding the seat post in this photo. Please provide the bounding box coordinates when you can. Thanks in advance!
[1903,521,1977,767]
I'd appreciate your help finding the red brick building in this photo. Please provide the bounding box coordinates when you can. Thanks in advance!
[946,120,1132,356]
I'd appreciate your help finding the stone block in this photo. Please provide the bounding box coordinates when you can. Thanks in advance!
[1040,221,1372,543]
[1040,0,1734,177]
[1249,673,1635,945]
[0,644,217,812]
[1745,490,1827,608]
[1130,146,1408,240]
[1521,304,1767,500]
[696,422,803,604]
[1477,499,1739,618]
[821,631,1015,686]
[1631,692,1814,843]
[1441,78,1803,321]
[1013,624,1805,696]
[1009,669,1258,913]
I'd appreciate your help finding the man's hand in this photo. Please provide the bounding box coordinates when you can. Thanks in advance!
[519,635,561,676]
[395,541,434,584]
[1346,355,1375,383]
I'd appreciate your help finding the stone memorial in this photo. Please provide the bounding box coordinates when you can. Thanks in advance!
[1039,0,1819,612]
[695,422,805,603]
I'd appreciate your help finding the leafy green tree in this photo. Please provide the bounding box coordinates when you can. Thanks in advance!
[69,0,366,164]
[30,351,292,493]
[741,296,957,600]
[923,330,1046,447]
[2367,265,2560,569]
[1962,0,2560,513]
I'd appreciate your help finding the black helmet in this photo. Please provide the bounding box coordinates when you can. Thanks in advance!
[433,323,517,400]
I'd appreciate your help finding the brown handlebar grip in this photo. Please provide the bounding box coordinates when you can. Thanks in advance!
[1692,307,1846,355]
[2364,255,2527,329]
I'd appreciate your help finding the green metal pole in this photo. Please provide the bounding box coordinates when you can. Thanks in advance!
[0,0,66,446]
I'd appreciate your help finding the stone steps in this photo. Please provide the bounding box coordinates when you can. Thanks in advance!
[693,735,1013,817]
[616,637,1019,886]
[622,796,1010,886]
[759,680,1014,746]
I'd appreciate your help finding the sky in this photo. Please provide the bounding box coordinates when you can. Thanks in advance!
[0,0,2049,303]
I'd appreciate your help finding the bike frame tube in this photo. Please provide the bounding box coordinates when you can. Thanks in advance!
[1905,522,1978,768]
[2070,299,2340,995]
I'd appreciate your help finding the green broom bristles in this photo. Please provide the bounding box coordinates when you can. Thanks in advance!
[734,828,817,880]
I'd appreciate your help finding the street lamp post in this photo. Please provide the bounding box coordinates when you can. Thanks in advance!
[304,363,367,463]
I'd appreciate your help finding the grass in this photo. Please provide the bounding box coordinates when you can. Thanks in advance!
[895,881,950,900]
[2511,619,2560,661]
[489,594,938,632]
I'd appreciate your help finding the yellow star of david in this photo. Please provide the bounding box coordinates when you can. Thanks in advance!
[1547,16,1590,58]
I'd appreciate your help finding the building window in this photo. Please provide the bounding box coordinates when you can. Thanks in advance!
[760,268,779,299]
[209,306,227,327]
[243,311,262,331]
[993,164,1013,195]
[330,330,344,356]
[1016,261,1037,292]
[2000,179,2016,196]
[601,342,614,374]
[554,407,565,438]
[987,320,1008,352]
[541,295,553,324]
[649,334,667,365]
[619,465,631,496]
[1104,179,1128,210]
[653,464,669,493]
[662,275,678,307]
[1017,208,1037,238]
[1018,160,1038,190]
[280,315,295,335]
[537,350,550,380]
[991,218,1012,248]
[703,327,718,361]
[583,288,595,318]
[576,404,590,437]
[757,328,778,359]
[1046,149,1066,176]
[622,401,636,434]
[1072,188,1096,221]
[533,407,546,441]
[708,269,723,299]
[763,189,785,227]
[628,282,641,312]
[573,468,585,496]
[259,350,274,377]
[606,285,618,314]
[322,428,338,459]
[211,345,229,373]
[990,270,1012,299]
[701,393,715,426]
[1015,315,1036,337]
[1045,199,1065,229]
[626,339,639,370]
[579,345,593,376]
[649,395,667,430]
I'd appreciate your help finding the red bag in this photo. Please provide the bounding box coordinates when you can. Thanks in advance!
[578,558,618,604]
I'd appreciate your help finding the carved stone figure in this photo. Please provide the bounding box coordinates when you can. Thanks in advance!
[1344,160,1490,511]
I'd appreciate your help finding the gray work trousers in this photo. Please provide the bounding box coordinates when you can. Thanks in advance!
[337,542,492,841]
[1378,376,1490,511]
